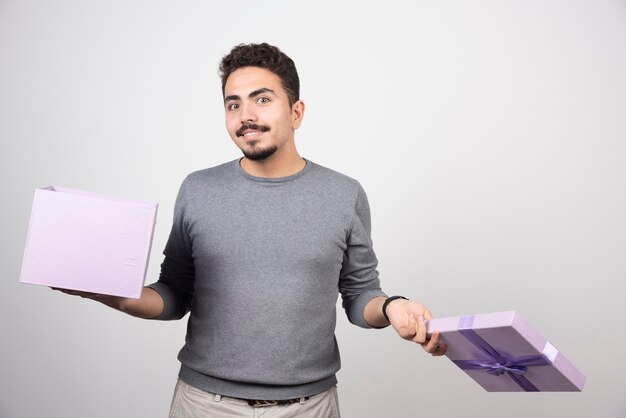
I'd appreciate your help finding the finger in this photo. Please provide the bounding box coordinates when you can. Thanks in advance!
[422,331,439,353]
[424,331,448,356]
[398,312,417,340]
[412,315,427,344]
[421,330,440,353]
[432,343,448,356]
[423,308,433,321]
[51,287,97,299]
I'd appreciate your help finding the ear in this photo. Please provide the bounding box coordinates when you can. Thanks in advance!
[291,100,305,129]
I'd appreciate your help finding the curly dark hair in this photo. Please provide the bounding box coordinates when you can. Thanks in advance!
[219,43,300,107]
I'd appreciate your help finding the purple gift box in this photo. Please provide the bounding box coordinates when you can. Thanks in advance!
[426,311,585,392]
[20,186,158,299]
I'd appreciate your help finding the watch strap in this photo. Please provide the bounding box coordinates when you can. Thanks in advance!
[382,295,408,322]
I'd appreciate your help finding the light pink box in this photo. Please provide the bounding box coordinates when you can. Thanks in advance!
[426,311,585,392]
[20,186,158,299]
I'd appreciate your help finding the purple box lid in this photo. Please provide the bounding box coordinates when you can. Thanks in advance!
[426,311,585,392]
[19,186,158,299]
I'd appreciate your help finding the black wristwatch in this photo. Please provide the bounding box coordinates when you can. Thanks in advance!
[382,296,408,322]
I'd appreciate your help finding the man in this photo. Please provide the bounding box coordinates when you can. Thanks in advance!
[59,43,447,418]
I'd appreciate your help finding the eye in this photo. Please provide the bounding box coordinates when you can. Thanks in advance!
[256,97,270,104]
[227,103,239,111]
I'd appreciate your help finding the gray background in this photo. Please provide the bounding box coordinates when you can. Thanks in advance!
[1,1,625,417]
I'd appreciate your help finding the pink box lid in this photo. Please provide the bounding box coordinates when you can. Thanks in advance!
[19,186,158,299]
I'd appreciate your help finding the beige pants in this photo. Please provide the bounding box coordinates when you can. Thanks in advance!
[169,379,341,418]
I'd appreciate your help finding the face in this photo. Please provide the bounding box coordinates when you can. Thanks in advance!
[223,67,304,161]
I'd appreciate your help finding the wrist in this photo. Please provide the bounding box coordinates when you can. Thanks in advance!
[98,294,126,311]
[382,295,408,322]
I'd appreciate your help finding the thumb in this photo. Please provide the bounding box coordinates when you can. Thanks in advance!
[396,312,418,340]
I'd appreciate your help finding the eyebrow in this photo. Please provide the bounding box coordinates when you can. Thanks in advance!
[224,87,276,104]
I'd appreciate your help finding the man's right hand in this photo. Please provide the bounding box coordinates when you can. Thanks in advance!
[51,286,164,319]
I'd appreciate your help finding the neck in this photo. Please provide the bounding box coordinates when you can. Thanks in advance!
[240,148,306,178]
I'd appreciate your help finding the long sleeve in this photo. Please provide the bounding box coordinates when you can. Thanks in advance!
[339,184,387,328]
[147,178,195,320]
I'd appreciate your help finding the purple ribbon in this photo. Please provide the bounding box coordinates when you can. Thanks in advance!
[452,316,551,392]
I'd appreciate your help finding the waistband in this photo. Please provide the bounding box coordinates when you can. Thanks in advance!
[178,364,338,400]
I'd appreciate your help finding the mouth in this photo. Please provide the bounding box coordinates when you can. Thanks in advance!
[242,130,263,140]
[237,124,270,139]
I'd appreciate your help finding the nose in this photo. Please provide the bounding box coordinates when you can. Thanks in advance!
[240,103,257,124]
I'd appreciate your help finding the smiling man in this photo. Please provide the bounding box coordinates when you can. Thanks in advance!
[223,64,305,176]
[58,43,446,418]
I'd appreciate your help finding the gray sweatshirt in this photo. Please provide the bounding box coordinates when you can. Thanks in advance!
[149,159,386,399]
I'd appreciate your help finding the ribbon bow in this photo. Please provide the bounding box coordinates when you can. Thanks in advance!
[452,316,553,392]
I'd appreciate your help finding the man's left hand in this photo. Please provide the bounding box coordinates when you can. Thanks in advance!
[386,299,448,356]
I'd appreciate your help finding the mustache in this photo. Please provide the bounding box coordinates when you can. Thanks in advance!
[236,123,270,137]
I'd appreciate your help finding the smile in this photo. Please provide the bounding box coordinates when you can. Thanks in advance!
[236,124,270,138]
[243,130,262,137]
[241,130,264,141]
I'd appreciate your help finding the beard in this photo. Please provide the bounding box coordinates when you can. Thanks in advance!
[236,123,276,161]
[242,143,278,161]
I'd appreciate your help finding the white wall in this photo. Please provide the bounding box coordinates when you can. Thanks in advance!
[1,1,625,417]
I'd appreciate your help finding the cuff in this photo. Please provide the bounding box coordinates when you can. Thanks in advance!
[349,289,388,329]
[145,282,184,320]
